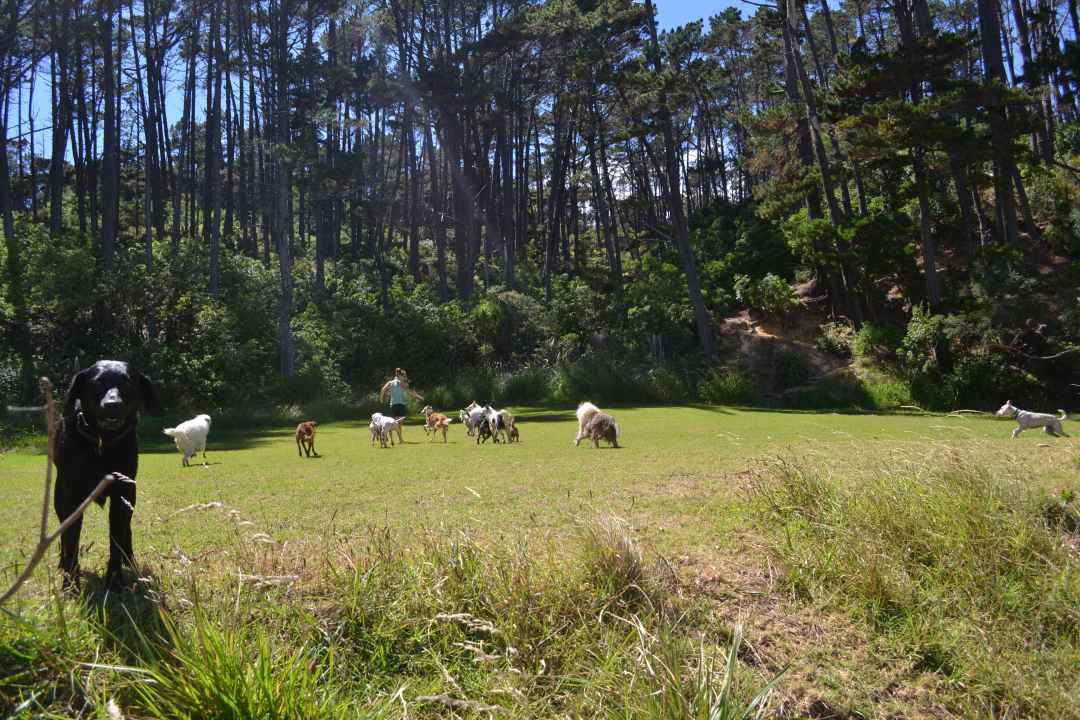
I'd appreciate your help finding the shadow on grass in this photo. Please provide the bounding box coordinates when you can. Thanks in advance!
[138,427,297,454]
[79,567,170,662]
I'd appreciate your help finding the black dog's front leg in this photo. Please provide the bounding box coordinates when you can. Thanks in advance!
[105,480,136,588]
[58,514,84,589]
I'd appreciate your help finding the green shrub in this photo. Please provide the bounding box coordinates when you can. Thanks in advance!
[549,360,657,404]
[781,371,874,410]
[645,367,691,403]
[852,323,903,365]
[772,348,813,390]
[700,368,760,406]
[858,369,912,409]
[498,366,554,403]
[734,273,800,318]
[815,321,854,359]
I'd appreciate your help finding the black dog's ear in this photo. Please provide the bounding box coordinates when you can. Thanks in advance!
[136,371,164,416]
[63,368,91,418]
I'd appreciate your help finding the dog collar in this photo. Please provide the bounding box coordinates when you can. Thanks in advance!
[75,411,136,455]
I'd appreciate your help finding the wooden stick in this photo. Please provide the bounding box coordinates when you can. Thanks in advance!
[38,377,55,543]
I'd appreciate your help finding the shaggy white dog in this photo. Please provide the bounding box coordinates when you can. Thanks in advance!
[574,401,601,446]
[163,414,212,467]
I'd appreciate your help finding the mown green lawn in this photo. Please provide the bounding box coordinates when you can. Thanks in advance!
[1,406,1078,719]
[1,406,1074,587]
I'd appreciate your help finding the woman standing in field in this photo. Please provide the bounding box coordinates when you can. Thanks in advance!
[379,367,423,425]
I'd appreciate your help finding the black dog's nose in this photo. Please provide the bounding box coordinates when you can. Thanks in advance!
[101,388,123,410]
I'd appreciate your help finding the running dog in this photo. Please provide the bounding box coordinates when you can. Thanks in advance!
[462,401,486,436]
[295,421,317,457]
[996,401,1069,438]
[370,412,403,447]
[421,405,453,443]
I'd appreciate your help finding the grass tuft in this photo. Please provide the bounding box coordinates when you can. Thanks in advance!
[752,449,1080,717]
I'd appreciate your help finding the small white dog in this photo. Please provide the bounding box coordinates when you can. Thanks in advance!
[995,400,1069,438]
[574,401,601,446]
[163,413,212,467]
[462,401,486,436]
[370,412,403,448]
[482,405,514,443]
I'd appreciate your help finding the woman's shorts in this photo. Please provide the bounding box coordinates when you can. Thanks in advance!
[389,403,407,419]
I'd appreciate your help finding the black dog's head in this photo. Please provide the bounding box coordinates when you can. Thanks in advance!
[64,360,163,431]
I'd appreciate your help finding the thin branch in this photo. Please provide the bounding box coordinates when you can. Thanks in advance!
[39,378,55,543]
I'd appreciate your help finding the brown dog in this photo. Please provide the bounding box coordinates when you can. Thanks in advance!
[420,405,453,443]
[295,421,318,457]
[585,412,620,448]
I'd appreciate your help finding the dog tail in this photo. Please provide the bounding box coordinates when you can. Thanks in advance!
[1059,410,1068,421]
[163,427,178,437]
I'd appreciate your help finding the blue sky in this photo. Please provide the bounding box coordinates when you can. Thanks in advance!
[657,0,742,29]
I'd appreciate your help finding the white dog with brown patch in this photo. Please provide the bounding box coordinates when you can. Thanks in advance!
[574,401,602,446]
[995,400,1069,438]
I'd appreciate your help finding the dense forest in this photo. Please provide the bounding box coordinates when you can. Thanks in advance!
[1,0,1078,413]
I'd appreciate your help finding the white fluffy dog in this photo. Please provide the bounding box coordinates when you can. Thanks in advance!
[574,401,601,446]
[995,401,1069,438]
[163,414,212,467]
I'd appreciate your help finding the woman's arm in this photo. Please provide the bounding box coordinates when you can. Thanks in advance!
[379,380,393,402]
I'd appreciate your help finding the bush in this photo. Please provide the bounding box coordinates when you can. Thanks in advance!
[548,359,658,404]
[852,323,903,365]
[858,369,913,409]
[644,367,691,403]
[772,348,813,390]
[816,321,854,359]
[700,368,760,406]
[898,307,1045,410]
[734,273,800,319]
[781,371,874,410]
[498,366,554,404]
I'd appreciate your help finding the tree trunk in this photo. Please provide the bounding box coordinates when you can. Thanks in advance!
[98,0,117,265]
[49,0,72,239]
[274,0,295,378]
[644,0,715,359]
[977,0,1020,245]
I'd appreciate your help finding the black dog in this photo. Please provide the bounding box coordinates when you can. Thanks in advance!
[476,421,496,444]
[54,360,161,589]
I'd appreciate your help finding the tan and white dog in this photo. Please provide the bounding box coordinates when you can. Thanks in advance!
[421,405,453,443]
[574,401,601,446]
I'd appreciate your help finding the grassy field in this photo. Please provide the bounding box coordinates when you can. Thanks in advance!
[1,406,1078,718]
